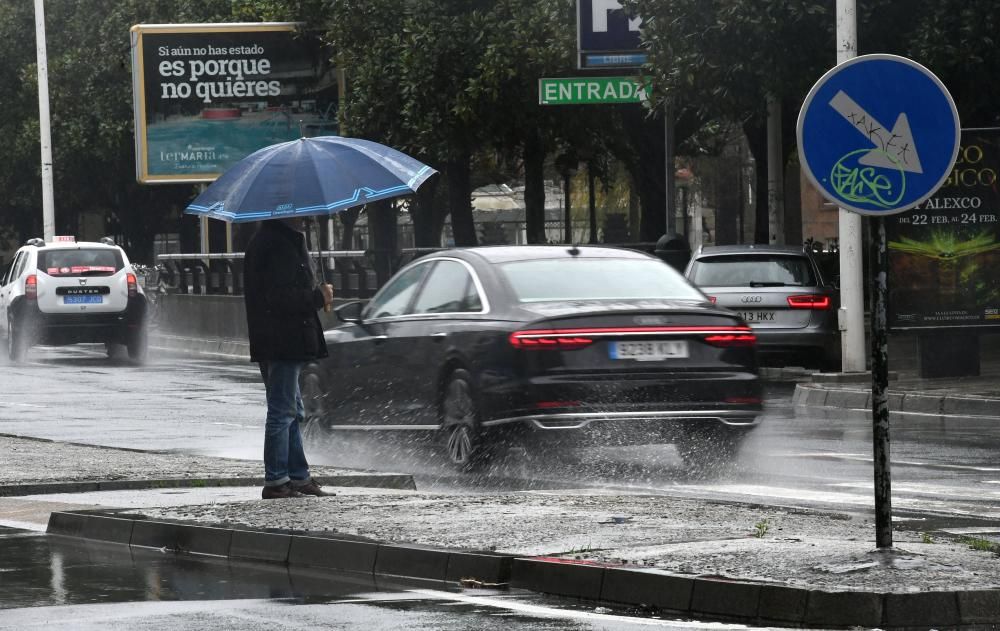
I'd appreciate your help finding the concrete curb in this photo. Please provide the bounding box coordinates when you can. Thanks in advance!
[150,332,250,360]
[0,474,416,497]
[793,383,1000,418]
[46,511,1000,628]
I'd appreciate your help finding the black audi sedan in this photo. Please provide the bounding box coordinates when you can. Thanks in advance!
[301,246,762,472]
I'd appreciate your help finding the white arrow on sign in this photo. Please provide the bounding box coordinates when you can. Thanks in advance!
[829,90,923,174]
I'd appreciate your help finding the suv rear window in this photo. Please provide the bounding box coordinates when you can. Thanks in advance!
[689,254,817,287]
[500,258,703,302]
[38,248,123,277]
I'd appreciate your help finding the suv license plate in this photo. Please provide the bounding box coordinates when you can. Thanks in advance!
[64,295,102,304]
[610,341,689,361]
[737,311,776,323]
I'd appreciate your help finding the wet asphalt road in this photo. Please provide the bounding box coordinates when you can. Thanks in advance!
[0,527,753,630]
[2,344,999,628]
[1,344,998,524]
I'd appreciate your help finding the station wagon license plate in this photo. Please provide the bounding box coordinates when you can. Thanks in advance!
[64,295,102,305]
[736,310,776,323]
[610,340,688,361]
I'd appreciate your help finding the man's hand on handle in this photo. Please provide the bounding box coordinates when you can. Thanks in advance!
[321,283,334,313]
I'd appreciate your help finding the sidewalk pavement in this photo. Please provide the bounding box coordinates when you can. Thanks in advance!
[786,333,1000,418]
[3,435,1000,629]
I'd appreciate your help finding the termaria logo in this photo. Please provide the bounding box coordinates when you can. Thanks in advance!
[740,295,762,304]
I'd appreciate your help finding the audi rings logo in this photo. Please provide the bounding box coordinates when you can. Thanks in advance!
[740,295,762,304]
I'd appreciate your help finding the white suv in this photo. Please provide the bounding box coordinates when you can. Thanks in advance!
[0,236,148,362]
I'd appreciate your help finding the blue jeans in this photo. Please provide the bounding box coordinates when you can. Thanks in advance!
[259,360,311,487]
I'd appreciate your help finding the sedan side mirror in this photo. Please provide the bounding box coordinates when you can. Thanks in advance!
[334,300,365,323]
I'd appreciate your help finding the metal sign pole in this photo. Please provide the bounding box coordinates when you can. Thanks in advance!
[870,216,893,548]
[797,52,960,551]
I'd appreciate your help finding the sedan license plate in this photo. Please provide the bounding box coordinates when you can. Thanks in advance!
[736,311,776,323]
[64,295,102,305]
[610,340,688,361]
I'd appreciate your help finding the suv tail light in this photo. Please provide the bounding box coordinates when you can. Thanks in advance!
[127,273,138,298]
[787,294,830,309]
[509,330,594,350]
[25,275,37,300]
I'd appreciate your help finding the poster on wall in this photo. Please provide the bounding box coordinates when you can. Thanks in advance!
[131,23,338,184]
[888,128,1000,330]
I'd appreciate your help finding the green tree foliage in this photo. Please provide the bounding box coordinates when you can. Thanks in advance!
[1,0,995,258]
[326,0,491,246]
[0,0,313,261]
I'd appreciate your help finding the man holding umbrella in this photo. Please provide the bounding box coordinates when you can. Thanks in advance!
[184,135,438,499]
[244,217,334,499]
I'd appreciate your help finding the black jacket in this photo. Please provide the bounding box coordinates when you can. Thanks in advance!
[243,220,328,362]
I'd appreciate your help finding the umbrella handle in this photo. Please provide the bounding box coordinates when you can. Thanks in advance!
[305,217,333,313]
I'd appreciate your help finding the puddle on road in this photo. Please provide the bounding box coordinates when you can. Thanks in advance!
[0,526,390,610]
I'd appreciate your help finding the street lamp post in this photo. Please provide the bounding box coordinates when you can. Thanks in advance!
[34,0,56,242]
[837,0,865,373]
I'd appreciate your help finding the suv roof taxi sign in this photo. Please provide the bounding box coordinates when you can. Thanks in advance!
[52,236,76,243]
[797,54,960,216]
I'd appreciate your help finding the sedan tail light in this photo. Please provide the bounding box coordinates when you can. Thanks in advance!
[787,294,831,309]
[25,275,37,300]
[703,333,757,347]
[509,330,594,350]
[510,325,756,350]
[127,272,138,298]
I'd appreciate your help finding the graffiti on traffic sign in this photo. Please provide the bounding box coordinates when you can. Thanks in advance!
[798,54,960,216]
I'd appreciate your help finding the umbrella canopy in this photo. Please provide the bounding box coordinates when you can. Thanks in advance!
[185,136,437,223]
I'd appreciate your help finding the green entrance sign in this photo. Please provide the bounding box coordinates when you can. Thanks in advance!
[538,76,650,105]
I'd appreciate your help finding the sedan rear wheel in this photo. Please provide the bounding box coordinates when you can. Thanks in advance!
[442,369,490,472]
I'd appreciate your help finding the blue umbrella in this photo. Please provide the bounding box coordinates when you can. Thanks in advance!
[184,136,437,223]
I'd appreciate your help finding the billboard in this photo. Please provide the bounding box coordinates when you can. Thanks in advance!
[888,128,1000,330]
[130,23,338,184]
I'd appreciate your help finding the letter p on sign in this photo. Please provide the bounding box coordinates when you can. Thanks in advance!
[591,0,641,33]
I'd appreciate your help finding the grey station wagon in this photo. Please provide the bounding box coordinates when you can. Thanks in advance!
[684,245,840,371]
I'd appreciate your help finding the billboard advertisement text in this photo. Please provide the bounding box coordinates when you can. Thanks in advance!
[888,128,1000,329]
[131,23,337,184]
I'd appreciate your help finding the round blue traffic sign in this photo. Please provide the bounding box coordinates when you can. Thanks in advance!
[797,54,960,216]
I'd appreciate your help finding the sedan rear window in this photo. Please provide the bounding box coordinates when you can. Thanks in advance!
[38,248,123,277]
[689,255,816,287]
[500,258,703,302]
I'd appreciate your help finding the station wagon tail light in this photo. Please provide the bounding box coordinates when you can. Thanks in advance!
[25,275,37,300]
[509,331,594,350]
[127,273,138,298]
[703,333,757,347]
[787,294,831,309]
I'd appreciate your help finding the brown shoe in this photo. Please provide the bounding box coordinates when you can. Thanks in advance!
[261,483,303,499]
[293,480,335,497]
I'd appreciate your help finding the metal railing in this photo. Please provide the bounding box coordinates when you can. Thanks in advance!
[155,250,381,299]
[155,243,671,298]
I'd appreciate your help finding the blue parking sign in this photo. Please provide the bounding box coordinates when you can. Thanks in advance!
[797,54,960,216]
